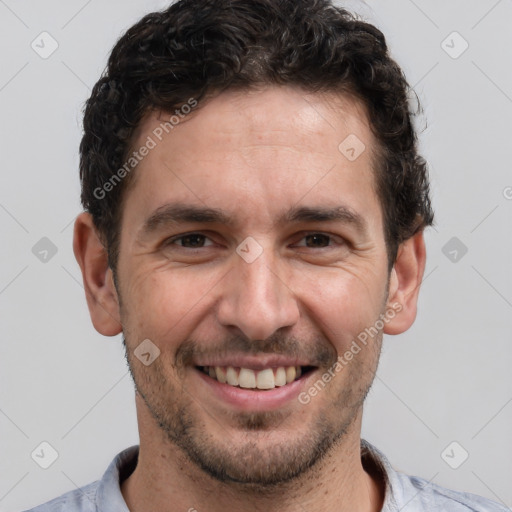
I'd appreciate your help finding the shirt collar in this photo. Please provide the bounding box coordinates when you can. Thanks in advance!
[96,444,138,511]
[361,438,402,511]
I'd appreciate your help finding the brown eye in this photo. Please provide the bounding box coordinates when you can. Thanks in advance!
[165,233,214,249]
[303,234,331,248]
[294,233,343,249]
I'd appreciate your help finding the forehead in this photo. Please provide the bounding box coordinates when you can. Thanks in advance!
[123,86,382,236]
[146,87,371,151]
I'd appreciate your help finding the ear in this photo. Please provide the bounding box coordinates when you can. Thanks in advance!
[383,230,427,335]
[73,212,123,336]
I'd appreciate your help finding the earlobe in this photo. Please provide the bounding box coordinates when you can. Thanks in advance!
[383,230,427,336]
[73,212,123,336]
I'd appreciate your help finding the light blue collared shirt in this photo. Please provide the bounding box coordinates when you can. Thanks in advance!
[23,440,509,511]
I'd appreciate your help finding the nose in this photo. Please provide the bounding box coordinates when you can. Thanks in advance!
[216,246,300,341]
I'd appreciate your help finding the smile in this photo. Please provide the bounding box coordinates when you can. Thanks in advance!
[197,365,315,390]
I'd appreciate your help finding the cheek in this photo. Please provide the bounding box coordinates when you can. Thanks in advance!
[299,268,385,347]
[122,266,224,339]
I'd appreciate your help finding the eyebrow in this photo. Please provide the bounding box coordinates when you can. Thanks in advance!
[139,203,367,237]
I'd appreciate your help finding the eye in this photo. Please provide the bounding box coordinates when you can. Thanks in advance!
[293,233,343,249]
[164,233,215,249]
[162,232,345,251]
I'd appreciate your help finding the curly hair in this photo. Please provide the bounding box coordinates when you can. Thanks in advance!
[80,0,434,274]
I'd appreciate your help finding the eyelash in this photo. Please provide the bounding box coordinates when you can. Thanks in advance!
[163,232,345,250]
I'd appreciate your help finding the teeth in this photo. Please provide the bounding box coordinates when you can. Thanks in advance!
[256,368,275,389]
[286,366,296,384]
[215,366,227,383]
[226,366,239,386]
[239,368,256,388]
[204,365,305,390]
[274,367,287,387]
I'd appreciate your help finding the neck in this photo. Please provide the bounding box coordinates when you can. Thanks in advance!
[121,401,384,512]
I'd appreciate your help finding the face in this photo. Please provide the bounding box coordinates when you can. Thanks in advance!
[115,86,393,485]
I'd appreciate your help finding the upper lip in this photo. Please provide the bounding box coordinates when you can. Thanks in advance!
[193,354,313,371]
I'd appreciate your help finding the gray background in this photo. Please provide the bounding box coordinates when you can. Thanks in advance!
[1,0,511,510]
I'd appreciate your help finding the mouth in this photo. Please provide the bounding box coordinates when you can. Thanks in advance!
[196,365,316,390]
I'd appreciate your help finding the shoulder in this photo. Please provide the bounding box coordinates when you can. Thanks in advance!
[360,440,509,512]
[21,445,138,512]
[394,471,509,511]
[22,480,99,512]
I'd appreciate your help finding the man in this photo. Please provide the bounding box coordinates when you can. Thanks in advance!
[25,0,507,510]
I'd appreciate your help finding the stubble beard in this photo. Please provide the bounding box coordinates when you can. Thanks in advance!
[123,332,382,490]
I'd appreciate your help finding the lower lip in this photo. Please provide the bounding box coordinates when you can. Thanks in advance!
[195,368,312,412]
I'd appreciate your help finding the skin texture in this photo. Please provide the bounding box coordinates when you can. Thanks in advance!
[74,85,426,512]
